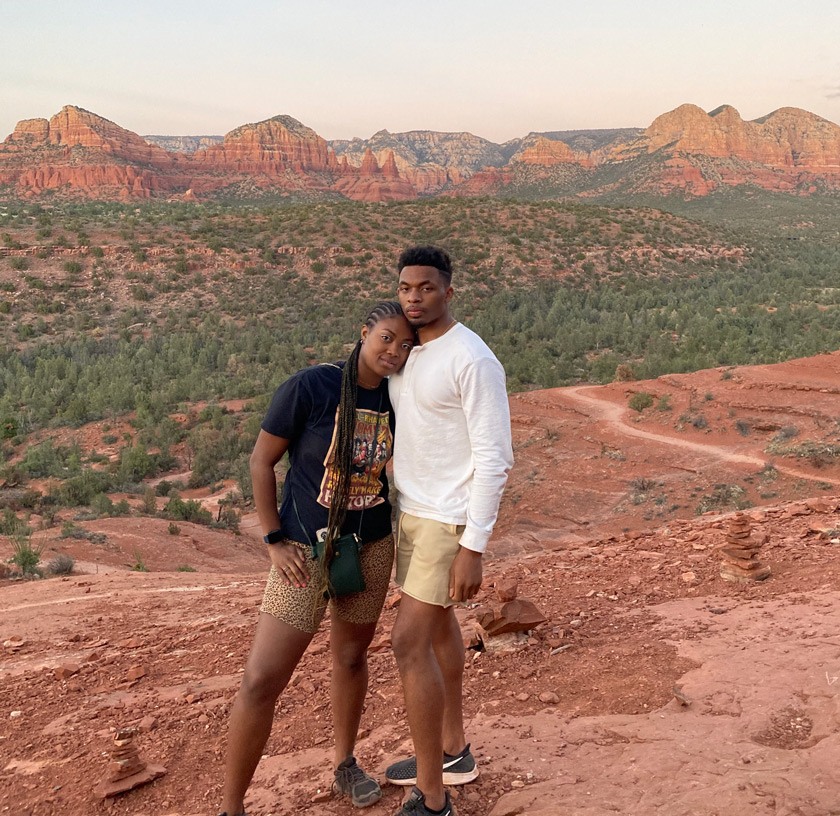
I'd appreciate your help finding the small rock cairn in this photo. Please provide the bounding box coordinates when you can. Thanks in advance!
[96,728,166,798]
[718,513,770,583]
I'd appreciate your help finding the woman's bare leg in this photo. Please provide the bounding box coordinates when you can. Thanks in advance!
[220,612,313,816]
[329,616,378,764]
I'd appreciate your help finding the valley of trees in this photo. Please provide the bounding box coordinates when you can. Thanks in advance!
[2,194,840,535]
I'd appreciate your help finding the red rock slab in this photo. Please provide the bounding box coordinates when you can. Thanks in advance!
[96,763,166,798]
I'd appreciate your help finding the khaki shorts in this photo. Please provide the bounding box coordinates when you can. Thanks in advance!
[260,534,394,634]
[395,512,465,608]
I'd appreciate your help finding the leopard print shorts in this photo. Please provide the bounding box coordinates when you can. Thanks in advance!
[260,534,394,634]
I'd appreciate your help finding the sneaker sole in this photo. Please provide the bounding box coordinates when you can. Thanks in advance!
[387,767,479,787]
[350,789,382,808]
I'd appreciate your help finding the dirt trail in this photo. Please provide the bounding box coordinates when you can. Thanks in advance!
[565,385,840,487]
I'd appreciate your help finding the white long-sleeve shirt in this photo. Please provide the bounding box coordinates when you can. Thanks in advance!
[389,322,513,553]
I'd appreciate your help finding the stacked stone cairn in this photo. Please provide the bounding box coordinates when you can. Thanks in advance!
[718,513,771,583]
[96,728,166,798]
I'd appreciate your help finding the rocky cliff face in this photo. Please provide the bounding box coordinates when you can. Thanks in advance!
[329,130,505,193]
[603,104,840,195]
[2,103,840,202]
[0,106,183,198]
[143,135,224,153]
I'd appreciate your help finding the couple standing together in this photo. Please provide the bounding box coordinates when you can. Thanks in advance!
[219,245,514,816]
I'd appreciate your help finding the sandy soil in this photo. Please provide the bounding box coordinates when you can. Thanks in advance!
[3,352,840,815]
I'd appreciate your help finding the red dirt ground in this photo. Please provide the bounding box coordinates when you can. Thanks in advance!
[3,352,840,815]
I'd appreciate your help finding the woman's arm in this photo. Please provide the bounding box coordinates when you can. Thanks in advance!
[250,430,309,587]
[250,429,289,535]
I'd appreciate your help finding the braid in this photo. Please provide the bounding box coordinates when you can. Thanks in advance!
[316,300,405,598]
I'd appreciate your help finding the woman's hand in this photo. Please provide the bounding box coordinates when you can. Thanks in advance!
[268,542,310,588]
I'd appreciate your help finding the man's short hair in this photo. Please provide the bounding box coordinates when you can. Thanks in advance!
[398,245,453,285]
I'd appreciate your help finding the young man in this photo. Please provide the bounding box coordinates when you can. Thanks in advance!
[387,245,513,816]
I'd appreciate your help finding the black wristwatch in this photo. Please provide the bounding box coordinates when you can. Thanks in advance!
[263,528,284,545]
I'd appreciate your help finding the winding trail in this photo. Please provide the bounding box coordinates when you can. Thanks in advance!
[564,385,840,487]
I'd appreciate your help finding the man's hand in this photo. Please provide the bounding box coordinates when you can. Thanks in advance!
[268,542,310,588]
[449,547,483,602]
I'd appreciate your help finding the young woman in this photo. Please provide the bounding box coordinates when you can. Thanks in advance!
[218,302,415,815]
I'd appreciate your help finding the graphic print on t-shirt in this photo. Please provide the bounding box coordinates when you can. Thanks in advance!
[318,407,391,511]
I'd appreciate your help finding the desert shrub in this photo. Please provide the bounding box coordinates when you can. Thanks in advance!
[0,489,40,512]
[692,414,708,430]
[176,564,196,572]
[0,508,30,536]
[141,486,157,515]
[774,425,799,442]
[47,553,75,575]
[163,497,212,525]
[130,550,149,572]
[10,257,29,271]
[63,261,83,275]
[167,521,181,535]
[628,392,653,412]
[59,522,106,543]
[696,484,750,515]
[734,419,751,436]
[614,363,635,382]
[213,503,241,532]
[18,440,82,479]
[155,480,173,497]
[116,443,157,484]
[656,395,672,411]
[629,477,657,492]
[56,470,113,506]
[11,534,42,576]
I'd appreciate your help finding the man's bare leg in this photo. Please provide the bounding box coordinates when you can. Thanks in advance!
[392,595,453,812]
[432,609,467,757]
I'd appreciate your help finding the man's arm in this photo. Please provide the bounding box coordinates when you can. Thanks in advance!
[449,355,513,599]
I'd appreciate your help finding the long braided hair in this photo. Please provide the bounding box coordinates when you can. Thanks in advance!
[316,300,407,597]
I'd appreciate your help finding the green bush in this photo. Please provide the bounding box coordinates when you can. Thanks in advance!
[163,497,212,525]
[628,392,653,412]
[0,508,30,536]
[11,534,42,576]
[57,470,113,506]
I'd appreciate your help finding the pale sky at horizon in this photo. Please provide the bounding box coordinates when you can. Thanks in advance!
[4,0,840,144]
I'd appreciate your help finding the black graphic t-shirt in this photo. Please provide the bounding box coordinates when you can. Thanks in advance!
[261,362,394,546]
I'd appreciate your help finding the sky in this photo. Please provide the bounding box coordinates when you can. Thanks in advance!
[4,0,840,144]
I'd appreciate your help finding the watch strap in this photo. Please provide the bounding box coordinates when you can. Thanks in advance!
[263,528,284,545]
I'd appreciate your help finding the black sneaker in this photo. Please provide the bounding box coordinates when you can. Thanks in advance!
[385,744,478,787]
[394,787,455,816]
[334,756,382,808]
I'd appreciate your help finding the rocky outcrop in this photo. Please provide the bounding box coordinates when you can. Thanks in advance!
[331,149,416,202]
[329,129,506,194]
[193,115,337,173]
[509,135,593,167]
[3,103,840,201]
[0,105,184,198]
[143,135,223,153]
[608,104,840,195]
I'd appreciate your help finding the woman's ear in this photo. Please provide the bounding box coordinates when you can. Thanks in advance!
[360,326,369,343]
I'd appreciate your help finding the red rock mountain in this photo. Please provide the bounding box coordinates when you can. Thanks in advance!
[3,103,840,201]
